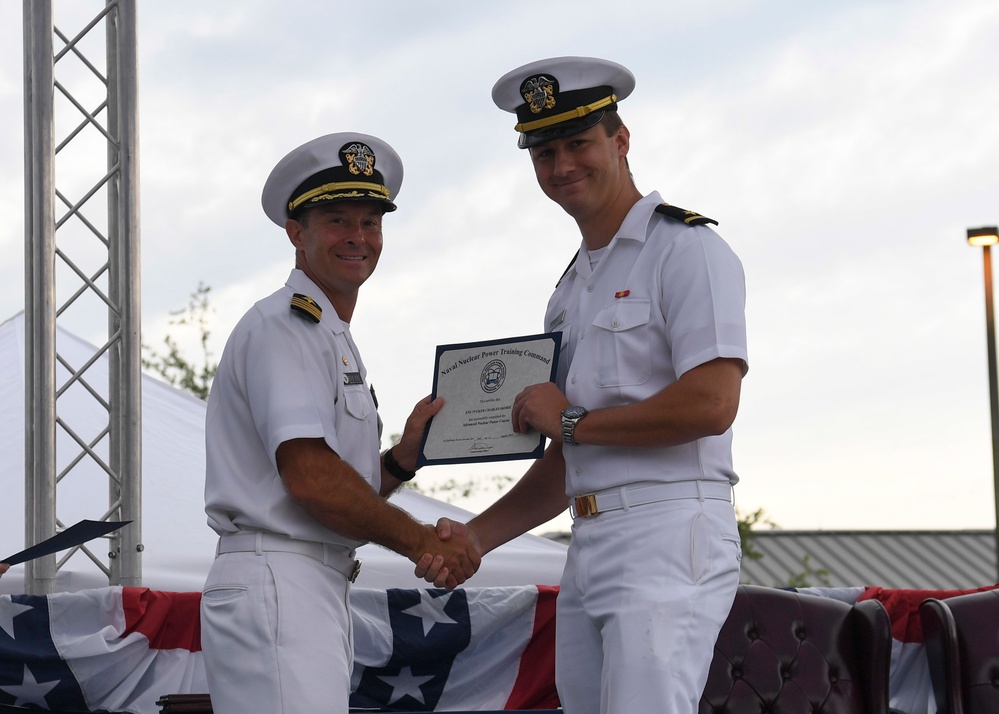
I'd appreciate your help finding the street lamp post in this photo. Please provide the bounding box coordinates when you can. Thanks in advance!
[968,225,999,581]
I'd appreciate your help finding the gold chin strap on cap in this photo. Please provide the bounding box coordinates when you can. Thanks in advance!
[514,94,618,134]
[289,181,390,212]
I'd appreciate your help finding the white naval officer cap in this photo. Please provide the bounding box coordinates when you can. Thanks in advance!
[261,132,403,226]
[492,56,636,149]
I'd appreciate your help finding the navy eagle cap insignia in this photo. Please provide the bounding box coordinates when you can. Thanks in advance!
[341,142,376,177]
[521,75,557,114]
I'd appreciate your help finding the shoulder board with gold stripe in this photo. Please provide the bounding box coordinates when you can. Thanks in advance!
[654,203,718,227]
[290,293,322,323]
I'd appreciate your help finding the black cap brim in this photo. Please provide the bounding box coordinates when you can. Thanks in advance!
[517,110,608,149]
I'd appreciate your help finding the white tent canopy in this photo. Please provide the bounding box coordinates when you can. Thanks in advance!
[0,312,566,595]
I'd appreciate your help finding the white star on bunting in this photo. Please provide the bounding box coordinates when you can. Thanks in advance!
[379,666,436,706]
[0,599,34,639]
[0,665,61,707]
[401,590,457,636]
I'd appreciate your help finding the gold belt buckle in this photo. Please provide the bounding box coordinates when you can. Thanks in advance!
[574,494,599,517]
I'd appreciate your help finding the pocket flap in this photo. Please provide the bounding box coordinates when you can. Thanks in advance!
[592,299,651,332]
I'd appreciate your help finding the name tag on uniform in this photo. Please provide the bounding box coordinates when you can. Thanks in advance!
[343,372,363,386]
[549,310,566,331]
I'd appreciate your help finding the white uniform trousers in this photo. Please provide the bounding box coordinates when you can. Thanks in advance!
[555,495,741,714]
[201,549,353,714]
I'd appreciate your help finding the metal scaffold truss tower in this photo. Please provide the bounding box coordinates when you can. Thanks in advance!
[22,0,142,594]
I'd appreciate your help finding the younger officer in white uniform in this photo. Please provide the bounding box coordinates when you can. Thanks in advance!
[202,132,479,714]
[424,58,749,712]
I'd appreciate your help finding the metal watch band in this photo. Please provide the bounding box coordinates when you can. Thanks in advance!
[562,406,588,445]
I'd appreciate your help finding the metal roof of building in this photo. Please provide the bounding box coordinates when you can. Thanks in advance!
[542,529,998,590]
[740,530,998,590]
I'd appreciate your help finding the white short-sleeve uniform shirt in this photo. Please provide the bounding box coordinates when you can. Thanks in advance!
[547,191,748,496]
[204,269,380,551]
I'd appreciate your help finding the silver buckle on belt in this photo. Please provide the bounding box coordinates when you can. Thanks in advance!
[574,494,599,517]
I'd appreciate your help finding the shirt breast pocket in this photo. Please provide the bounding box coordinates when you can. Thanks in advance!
[342,383,372,420]
[591,299,652,387]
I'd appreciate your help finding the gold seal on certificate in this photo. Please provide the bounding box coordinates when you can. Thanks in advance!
[417,333,562,466]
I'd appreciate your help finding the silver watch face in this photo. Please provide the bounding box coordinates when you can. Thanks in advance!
[563,406,587,420]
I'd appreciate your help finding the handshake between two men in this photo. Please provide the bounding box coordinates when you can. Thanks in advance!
[406,380,573,590]
[413,519,482,589]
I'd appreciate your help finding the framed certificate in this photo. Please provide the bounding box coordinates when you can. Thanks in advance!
[417,333,561,466]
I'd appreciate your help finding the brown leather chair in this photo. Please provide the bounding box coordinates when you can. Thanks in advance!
[920,589,999,714]
[699,585,892,713]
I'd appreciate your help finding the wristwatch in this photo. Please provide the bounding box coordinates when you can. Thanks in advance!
[561,406,589,445]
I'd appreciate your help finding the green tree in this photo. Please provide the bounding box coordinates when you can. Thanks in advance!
[736,508,832,588]
[388,432,515,502]
[784,554,832,589]
[143,282,218,400]
[406,473,516,502]
[737,507,775,563]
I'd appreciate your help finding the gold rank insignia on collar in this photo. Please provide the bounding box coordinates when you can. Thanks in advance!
[655,203,718,227]
[290,293,322,323]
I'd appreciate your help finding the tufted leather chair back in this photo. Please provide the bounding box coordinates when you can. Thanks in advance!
[920,589,999,714]
[699,585,892,713]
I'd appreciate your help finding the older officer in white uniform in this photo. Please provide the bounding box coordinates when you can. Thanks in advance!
[425,58,749,713]
[201,132,479,714]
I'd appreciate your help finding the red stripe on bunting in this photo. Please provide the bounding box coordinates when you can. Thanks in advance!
[121,587,203,651]
[505,585,560,710]
[858,583,999,643]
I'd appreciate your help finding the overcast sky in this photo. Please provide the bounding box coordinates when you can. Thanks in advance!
[2,0,998,534]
